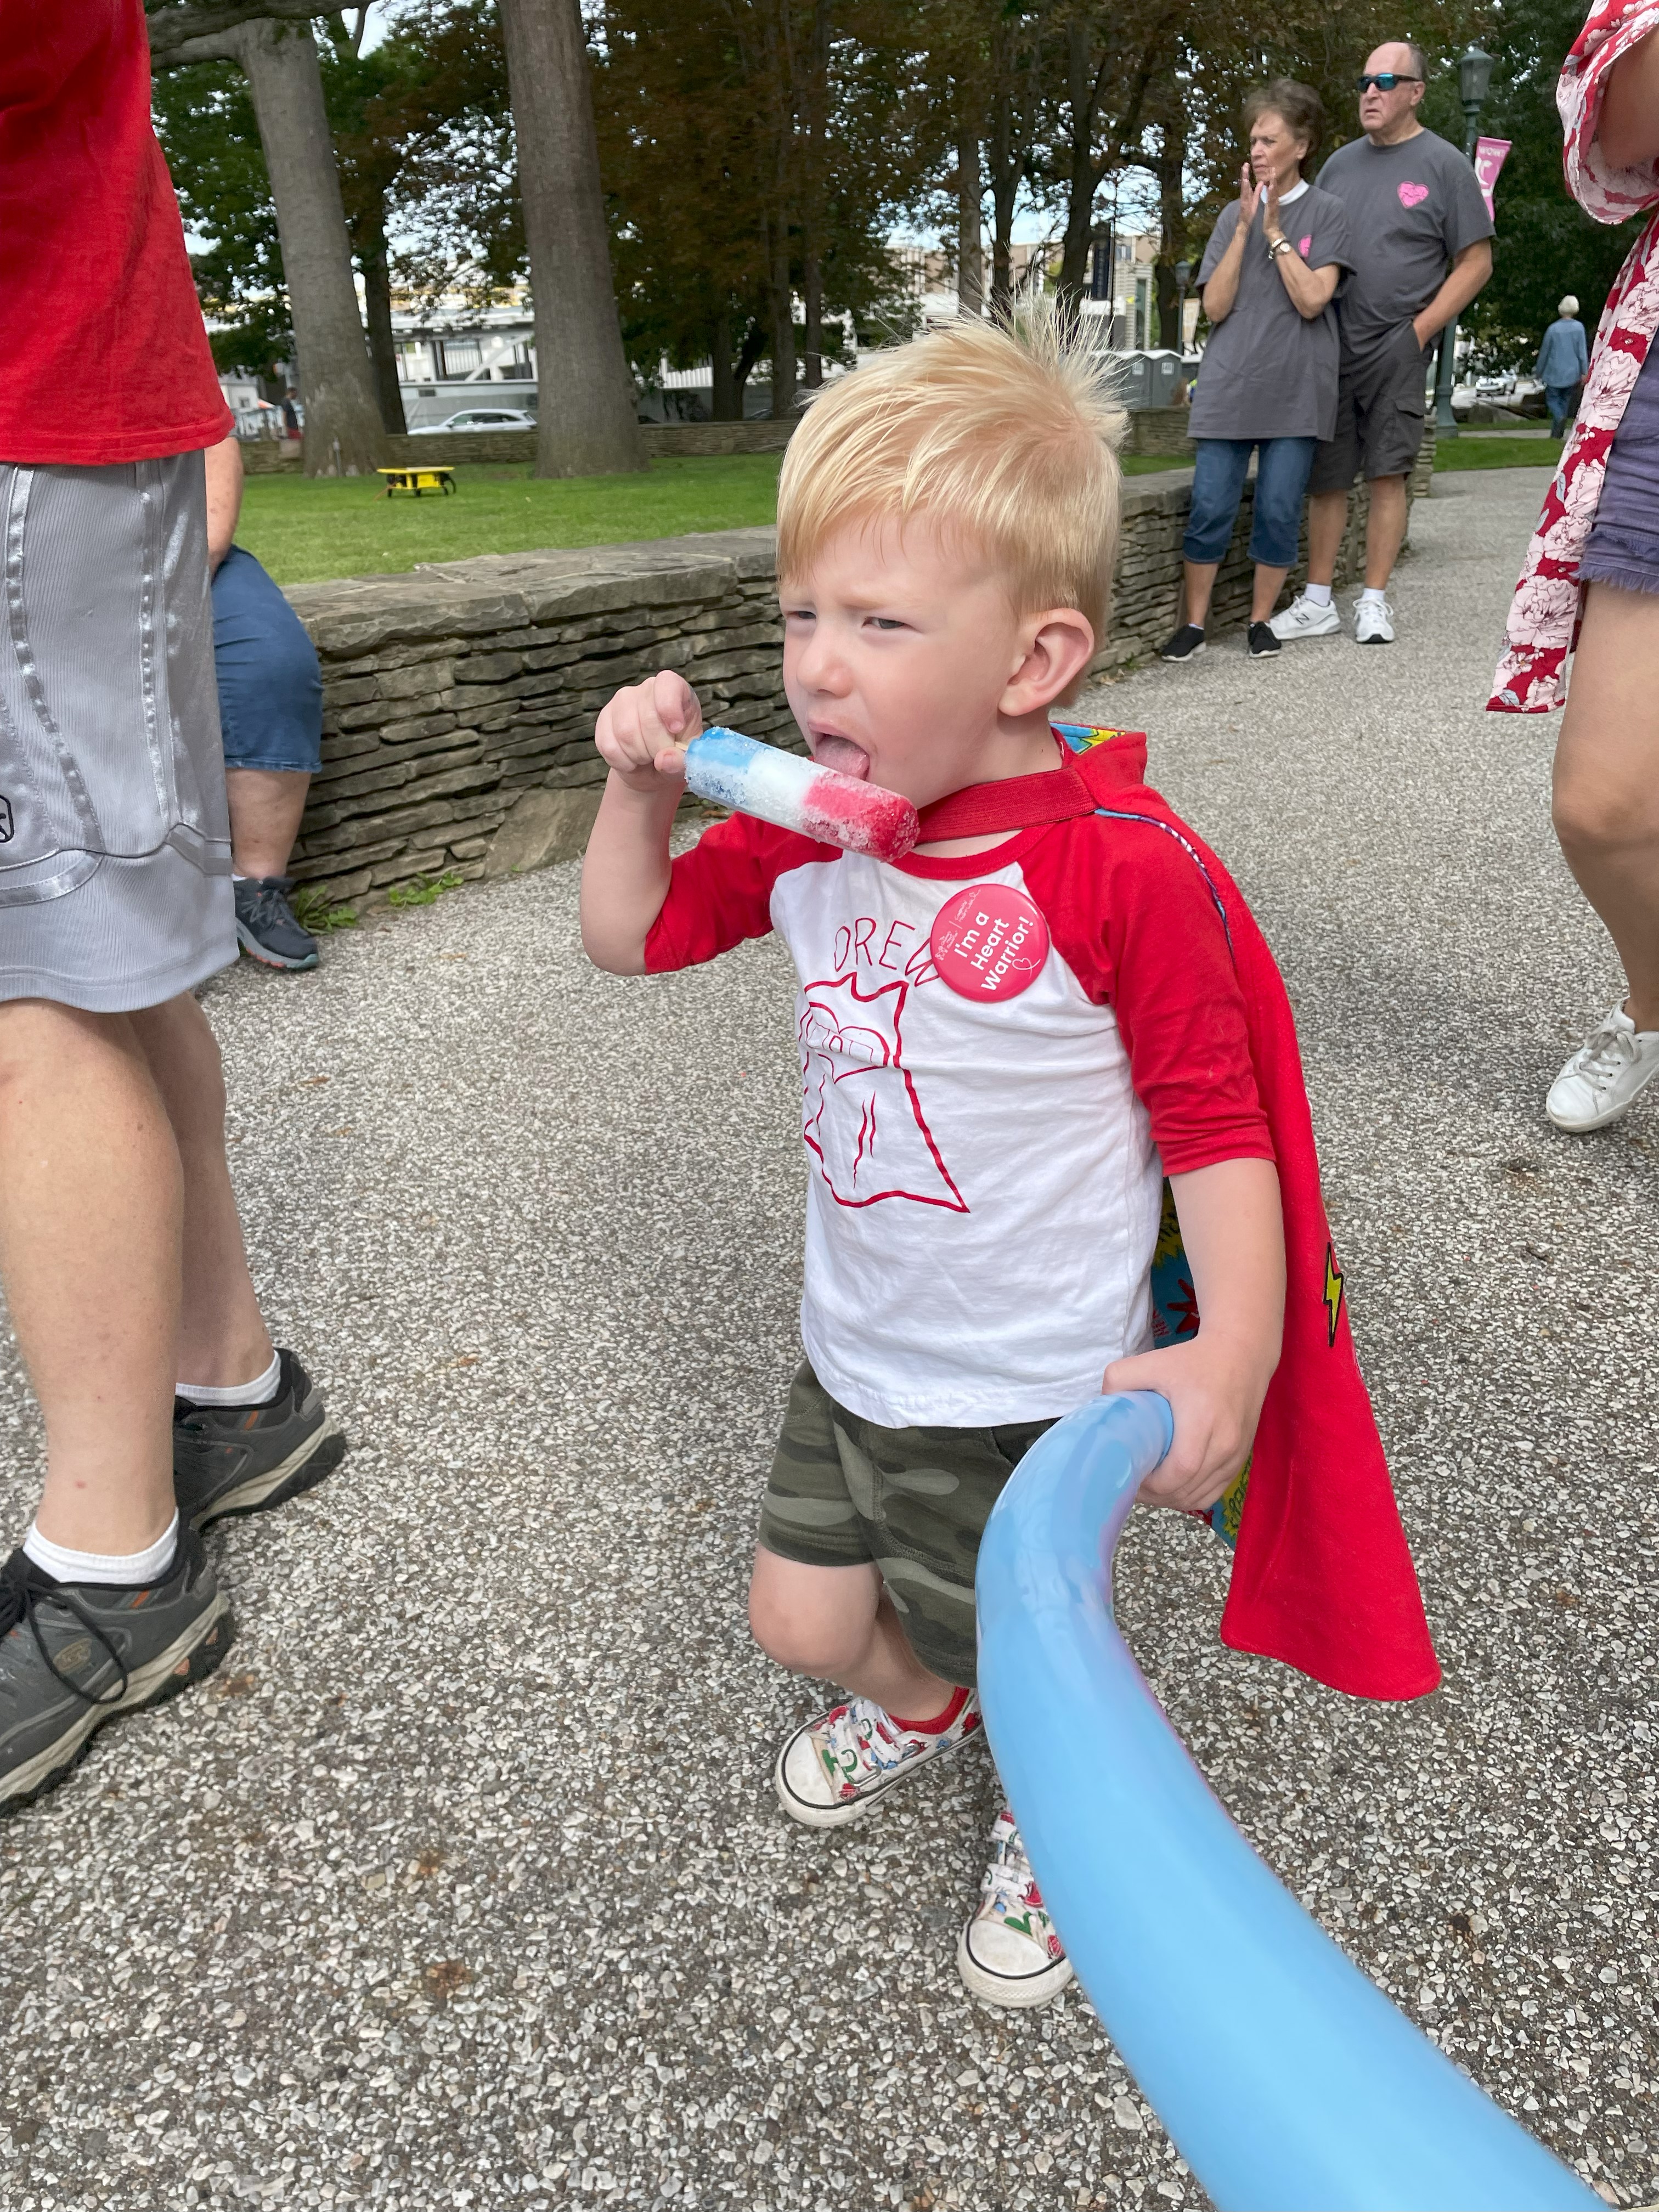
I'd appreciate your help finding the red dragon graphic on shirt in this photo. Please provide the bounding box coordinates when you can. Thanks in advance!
[798,970,967,1211]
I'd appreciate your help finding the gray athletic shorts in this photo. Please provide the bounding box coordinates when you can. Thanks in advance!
[1307,324,1430,494]
[0,454,234,1013]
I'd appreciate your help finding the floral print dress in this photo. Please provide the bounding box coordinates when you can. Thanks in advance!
[1489,0,1659,713]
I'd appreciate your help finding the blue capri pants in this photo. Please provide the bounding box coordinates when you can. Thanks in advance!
[211,545,323,774]
[1183,436,1318,571]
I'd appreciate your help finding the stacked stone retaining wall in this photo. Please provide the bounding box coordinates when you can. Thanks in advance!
[284,462,1406,906]
[240,419,795,476]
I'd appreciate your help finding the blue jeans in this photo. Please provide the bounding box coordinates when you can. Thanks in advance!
[1183,437,1319,572]
[211,545,323,773]
[1545,382,1578,437]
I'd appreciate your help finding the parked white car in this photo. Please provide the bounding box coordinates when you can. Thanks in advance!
[409,408,537,434]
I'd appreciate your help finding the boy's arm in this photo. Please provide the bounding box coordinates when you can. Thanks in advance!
[1103,1157,1285,1513]
[580,670,703,974]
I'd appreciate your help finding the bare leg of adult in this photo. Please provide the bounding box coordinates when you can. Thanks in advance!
[0,1002,179,1554]
[1304,488,1349,589]
[1182,561,1220,630]
[1250,563,1292,623]
[129,994,274,1392]
[1553,585,1659,1030]
[1362,475,1409,591]
[226,768,311,879]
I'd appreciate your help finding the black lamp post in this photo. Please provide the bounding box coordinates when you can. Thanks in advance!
[1432,44,1496,438]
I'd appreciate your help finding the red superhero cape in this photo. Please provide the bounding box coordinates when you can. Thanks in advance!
[917,724,1440,1703]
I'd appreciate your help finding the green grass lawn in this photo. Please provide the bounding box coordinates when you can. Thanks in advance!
[240,446,1195,584]
[1435,436,1562,471]
[238,454,787,585]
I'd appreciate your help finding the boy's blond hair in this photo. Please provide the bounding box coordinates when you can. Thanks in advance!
[776,306,1126,649]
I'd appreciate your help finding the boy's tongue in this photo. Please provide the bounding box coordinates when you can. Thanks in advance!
[811,734,871,781]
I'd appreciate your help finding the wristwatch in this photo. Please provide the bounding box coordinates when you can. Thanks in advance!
[1267,236,1293,260]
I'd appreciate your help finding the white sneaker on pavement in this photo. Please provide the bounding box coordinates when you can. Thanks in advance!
[773,1689,980,1830]
[956,1807,1074,2008]
[1268,592,1340,641]
[1547,1005,1659,1131]
[1353,595,1395,644]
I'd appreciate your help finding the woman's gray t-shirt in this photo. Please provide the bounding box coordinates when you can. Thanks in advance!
[1189,184,1352,442]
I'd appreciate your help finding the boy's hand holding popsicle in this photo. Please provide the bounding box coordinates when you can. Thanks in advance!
[593,669,703,791]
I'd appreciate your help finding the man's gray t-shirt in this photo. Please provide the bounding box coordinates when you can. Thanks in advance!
[1189,183,1353,442]
[1315,127,1493,360]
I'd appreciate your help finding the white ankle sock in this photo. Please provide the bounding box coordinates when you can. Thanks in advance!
[1304,582,1333,607]
[1359,586,1388,606]
[177,1350,282,1408]
[24,1511,179,1588]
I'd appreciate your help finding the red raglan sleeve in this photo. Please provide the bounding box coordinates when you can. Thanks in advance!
[644,813,833,973]
[1028,816,1275,1173]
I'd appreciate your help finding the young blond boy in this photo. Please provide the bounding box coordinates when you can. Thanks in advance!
[580,314,1291,2006]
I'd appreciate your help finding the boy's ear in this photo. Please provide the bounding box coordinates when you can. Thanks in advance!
[1002,609,1097,718]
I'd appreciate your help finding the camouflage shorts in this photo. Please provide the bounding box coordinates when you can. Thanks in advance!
[757,1361,1055,1689]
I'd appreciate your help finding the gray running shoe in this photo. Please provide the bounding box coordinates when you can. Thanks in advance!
[173,1350,346,1532]
[234,877,319,972]
[0,1530,234,1814]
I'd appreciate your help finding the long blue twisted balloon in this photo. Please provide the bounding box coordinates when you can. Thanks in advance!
[975,1391,1599,2212]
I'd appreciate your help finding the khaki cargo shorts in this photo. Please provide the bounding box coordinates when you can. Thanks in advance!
[757,1360,1055,1689]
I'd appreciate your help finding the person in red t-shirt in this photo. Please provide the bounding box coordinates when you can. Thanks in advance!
[0,0,343,1809]
[580,314,1290,2010]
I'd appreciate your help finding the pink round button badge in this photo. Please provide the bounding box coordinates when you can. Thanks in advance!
[929,883,1051,1002]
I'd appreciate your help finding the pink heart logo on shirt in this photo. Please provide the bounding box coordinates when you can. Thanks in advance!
[1397,180,1430,208]
[1298,234,1312,257]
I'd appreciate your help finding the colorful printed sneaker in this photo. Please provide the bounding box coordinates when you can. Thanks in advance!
[957,1807,1074,2008]
[773,1689,980,1830]
[0,1530,234,1814]
[173,1350,347,1532]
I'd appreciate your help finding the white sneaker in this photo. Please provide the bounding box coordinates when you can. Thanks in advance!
[1353,594,1395,644]
[956,1808,1073,2008]
[1268,592,1340,641]
[773,1690,980,1830]
[1546,1005,1659,1131]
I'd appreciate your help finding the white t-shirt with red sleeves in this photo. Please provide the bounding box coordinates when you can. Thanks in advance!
[646,806,1272,1429]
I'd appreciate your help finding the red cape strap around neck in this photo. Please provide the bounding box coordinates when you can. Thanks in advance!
[913,731,1146,843]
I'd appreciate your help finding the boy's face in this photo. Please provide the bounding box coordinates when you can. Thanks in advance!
[779,515,1092,808]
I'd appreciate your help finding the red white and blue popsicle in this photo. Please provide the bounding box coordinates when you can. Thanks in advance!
[682,727,919,862]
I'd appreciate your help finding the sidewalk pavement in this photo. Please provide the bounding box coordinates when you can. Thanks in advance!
[0,467,1651,2212]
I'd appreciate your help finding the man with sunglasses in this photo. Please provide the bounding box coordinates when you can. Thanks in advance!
[1272,41,1494,646]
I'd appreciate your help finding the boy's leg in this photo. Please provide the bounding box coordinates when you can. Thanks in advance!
[749,1548,954,1720]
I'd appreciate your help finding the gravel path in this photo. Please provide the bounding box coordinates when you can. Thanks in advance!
[1,464,1653,2212]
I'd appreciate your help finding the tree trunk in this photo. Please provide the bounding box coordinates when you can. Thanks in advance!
[803,250,822,386]
[734,318,768,413]
[768,232,797,417]
[1056,21,1101,315]
[356,215,408,435]
[497,0,646,477]
[710,312,737,421]
[1153,96,1189,356]
[956,126,983,318]
[236,19,386,476]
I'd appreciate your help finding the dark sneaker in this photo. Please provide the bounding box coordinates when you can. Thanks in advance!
[1247,620,1282,657]
[234,877,319,972]
[173,1350,346,1532]
[0,1530,234,1814]
[1158,623,1206,662]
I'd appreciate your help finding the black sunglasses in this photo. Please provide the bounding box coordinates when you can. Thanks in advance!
[1357,71,1421,89]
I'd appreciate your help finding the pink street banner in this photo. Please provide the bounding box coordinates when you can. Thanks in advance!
[1474,136,1512,221]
